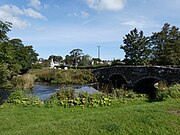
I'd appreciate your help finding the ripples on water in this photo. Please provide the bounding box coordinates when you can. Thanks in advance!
[32,83,100,100]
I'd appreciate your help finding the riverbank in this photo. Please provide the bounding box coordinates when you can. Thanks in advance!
[28,69,97,85]
[0,99,179,135]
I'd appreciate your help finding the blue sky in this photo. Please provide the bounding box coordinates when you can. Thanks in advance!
[0,0,180,60]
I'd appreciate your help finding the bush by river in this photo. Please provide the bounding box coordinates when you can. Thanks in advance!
[28,69,97,85]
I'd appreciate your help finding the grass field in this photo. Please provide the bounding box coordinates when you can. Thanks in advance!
[0,99,179,135]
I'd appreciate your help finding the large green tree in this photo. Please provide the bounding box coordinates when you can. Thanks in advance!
[120,28,151,65]
[151,23,180,65]
[0,21,38,78]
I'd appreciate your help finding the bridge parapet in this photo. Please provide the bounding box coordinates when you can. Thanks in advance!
[92,66,180,87]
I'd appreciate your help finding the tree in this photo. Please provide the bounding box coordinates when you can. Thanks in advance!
[120,28,151,65]
[70,49,83,67]
[64,55,74,65]
[151,23,180,65]
[48,55,63,62]
[0,21,38,74]
[78,54,92,66]
[0,64,11,87]
[0,21,12,42]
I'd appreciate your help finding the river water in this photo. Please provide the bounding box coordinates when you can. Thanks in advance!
[32,83,100,100]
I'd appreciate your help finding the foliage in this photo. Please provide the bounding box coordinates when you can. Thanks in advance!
[64,54,74,65]
[48,55,63,62]
[121,23,180,66]
[0,21,38,88]
[0,64,11,88]
[112,88,146,103]
[0,39,38,74]
[28,69,97,85]
[6,90,43,107]
[65,49,92,67]
[111,59,124,65]
[47,89,112,108]
[120,28,151,65]
[151,23,180,65]
[78,54,92,66]
[31,63,43,69]
[70,49,83,67]
[155,84,180,101]
[0,21,12,42]
[38,59,50,68]
[12,74,36,90]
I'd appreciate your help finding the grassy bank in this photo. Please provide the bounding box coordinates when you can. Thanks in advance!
[28,69,96,85]
[0,99,179,135]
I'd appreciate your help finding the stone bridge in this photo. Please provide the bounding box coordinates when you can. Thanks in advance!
[92,66,180,93]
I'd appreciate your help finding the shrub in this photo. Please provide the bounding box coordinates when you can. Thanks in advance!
[28,69,97,85]
[112,88,145,100]
[29,69,56,82]
[6,90,43,107]
[155,84,180,101]
[12,74,36,90]
[46,88,112,108]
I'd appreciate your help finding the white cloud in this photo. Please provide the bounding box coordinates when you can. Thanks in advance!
[35,27,46,32]
[0,5,29,28]
[28,0,41,9]
[86,0,126,11]
[0,4,24,15]
[82,18,94,25]
[121,17,159,29]
[122,20,145,28]
[0,4,46,29]
[68,11,90,18]
[0,10,28,29]
[23,8,46,19]
[81,11,89,18]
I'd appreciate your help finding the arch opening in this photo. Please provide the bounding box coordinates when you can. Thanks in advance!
[133,78,160,99]
[109,74,127,89]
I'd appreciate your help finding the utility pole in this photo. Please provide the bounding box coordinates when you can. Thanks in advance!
[97,45,100,59]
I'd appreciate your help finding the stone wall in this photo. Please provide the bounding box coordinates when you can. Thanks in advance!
[92,66,180,87]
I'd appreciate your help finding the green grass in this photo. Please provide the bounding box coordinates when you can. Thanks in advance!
[0,99,179,135]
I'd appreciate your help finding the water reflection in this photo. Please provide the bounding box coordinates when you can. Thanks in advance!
[32,83,100,100]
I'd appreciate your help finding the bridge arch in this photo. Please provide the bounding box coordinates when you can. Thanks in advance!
[109,74,128,89]
[133,77,165,99]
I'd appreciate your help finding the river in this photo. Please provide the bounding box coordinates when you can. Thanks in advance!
[32,83,100,100]
[0,83,100,104]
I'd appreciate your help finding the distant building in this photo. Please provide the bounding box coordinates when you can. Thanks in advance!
[50,59,69,69]
[50,59,60,68]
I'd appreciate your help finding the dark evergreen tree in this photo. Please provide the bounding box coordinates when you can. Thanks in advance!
[151,23,180,65]
[120,28,151,65]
